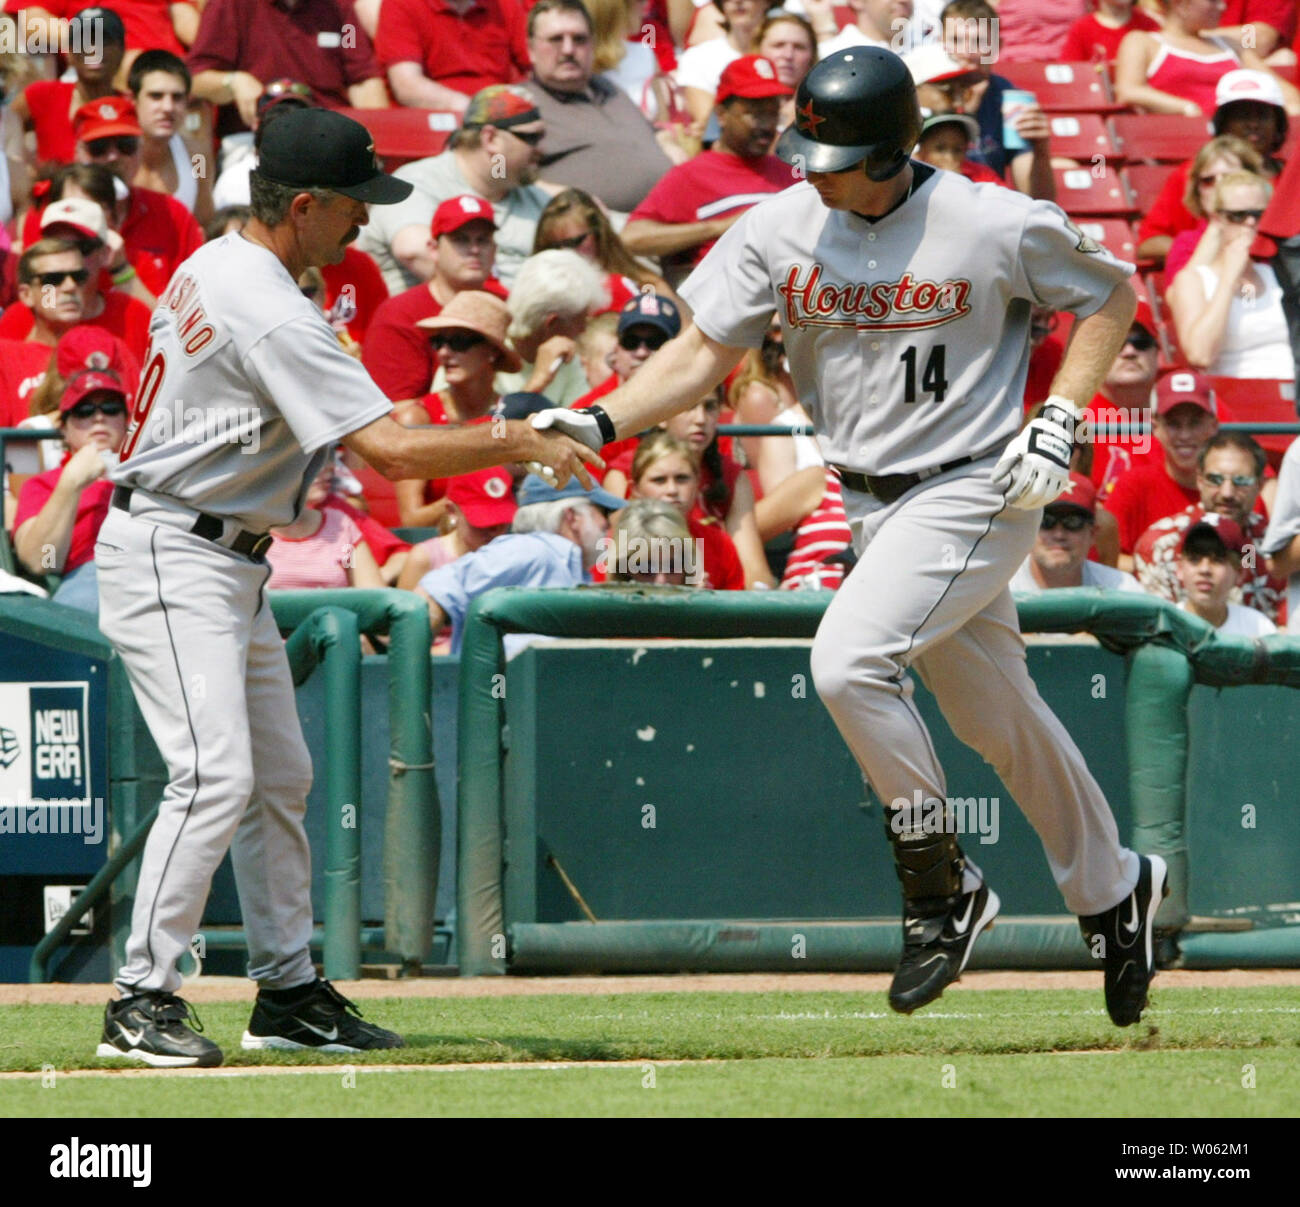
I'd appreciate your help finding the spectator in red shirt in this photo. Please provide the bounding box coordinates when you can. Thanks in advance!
[187,0,390,128]
[1102,370,1222,568]
[1212,0,1297,62]
[69,96,204,301]
[1060,0,1161,64]
[7,0,201,61]
[12,327,134,613]
[377,0,530,116]
[623,55,795,284]
[8,6,125,168]
[1083,300,1162,496]
[362,194,503,407]
[5,238,88,350]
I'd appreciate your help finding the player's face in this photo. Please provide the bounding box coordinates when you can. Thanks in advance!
[664,396,720,454]
[1176,546,1237,608]
[61,390,128,453]
[135,71,188,140]
[1153,405,1217,472]
[1197,446,1260,524]
[806,159,907,215]
[529,12,594,91]
[915,125,970,173]
[1033,508,1092,574]
[1104,324,1159,390]
[305,191,370,266]
[635,452,699,514]
[718,96,783,158]
[758,23,814,89]
[436,220,496,288]
[19,252,88,325]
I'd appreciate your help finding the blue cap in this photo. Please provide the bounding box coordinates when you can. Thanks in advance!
[517,473,626,512]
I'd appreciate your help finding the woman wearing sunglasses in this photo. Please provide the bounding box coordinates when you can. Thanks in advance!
[391,291,522,527]
[12,328,136,614]
[1167,168,1294,378]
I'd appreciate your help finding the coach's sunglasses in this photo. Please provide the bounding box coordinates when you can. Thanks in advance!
[33,268,91,287]
[1200,472,1258,488]
[1040,511,1090,532]
[430,331,486,352]
[86,136,140,157]
[65,399,127,421]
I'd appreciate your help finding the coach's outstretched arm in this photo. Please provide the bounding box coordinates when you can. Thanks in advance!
[344,414,601,488]
[531,323,747,453]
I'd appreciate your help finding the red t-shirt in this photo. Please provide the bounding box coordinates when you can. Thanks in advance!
[0,339,54,426]
[1083,394,1162,496]
[322,247,389,343]
[362,283,444,402]
[628,151,796,266]
[1136,160,1196,248]
[602,272,639,315]
[187,0,382,112]
[1219,0,1296,44]
[688,513,744,590]
[13,458,113,574]
[0,294,152,362]
[1101,462,1200,553]
[1060,10,1162,62]
[21,80,82,166]
[10,0,196,53]
[1024,335,1065,411]
[374,0,530,96]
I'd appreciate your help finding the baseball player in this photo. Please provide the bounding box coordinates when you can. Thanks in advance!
[533,48,1168,1026]
[94,108,596,1067]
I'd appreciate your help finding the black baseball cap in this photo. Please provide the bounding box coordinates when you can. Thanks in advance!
[255,108,413,204]
[71,7,127,48]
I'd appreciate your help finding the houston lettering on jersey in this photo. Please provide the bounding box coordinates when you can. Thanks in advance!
[160,272,216,357]
[778,265,972,332]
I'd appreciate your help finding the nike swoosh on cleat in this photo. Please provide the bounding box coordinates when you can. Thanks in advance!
[293,1017,339,1042]
[117,1024,144,1046]
[1121,893,1140,936]
[951,894,977,936]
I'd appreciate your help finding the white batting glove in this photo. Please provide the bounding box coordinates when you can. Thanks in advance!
[530,407,605,455]
[992,396,1079,511]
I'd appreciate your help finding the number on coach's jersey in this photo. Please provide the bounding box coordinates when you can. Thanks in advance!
[119,346,166,461]
[900,344,949,404]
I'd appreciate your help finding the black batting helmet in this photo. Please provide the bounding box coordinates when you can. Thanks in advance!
[775,46,923,180]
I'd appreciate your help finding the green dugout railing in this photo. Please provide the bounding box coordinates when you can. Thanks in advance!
[456,587,1300,974]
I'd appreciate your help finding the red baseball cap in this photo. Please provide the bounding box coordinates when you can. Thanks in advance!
[432,195,496,239]
[74,95,141,142]
[446,467,517,529]
[1047,471,1096,516]
[1178,514,1248,558]
[1133,300,1156,338]
[716,55,793,104]
[1155,370,1217,417]
[56,327,135,413]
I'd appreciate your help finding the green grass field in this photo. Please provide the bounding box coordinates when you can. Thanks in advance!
[4,987,1298,1117]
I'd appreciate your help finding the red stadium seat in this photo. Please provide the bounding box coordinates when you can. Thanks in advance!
[1210,378,1299,464]
[997,61,1117,111]
[1123,162,1177,215]
[1110,114,1211,163]
[1048,112,1120,161]
[1053,166,1134,215]
[1072,218,1138,263]
[335,107,459,169]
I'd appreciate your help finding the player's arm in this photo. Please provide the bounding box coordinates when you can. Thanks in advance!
[1049,279,1138,411]
[342,412,601,486]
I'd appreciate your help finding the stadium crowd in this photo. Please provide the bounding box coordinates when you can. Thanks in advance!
[2,0,1300,641]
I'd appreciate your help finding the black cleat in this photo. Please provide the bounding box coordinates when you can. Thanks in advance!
[241,978,405,1053]
[96,992,223,1068]
[1079,854,1169,1027]
[889,881,1000,1014]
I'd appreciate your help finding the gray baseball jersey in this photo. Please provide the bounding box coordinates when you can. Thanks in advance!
[113,233,392,532]
[680,172,1133,476]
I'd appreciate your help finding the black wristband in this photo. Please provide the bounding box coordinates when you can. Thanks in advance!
[586,404,618,446]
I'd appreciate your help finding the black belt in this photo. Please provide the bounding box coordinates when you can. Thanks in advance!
[111,486,274,562]
[833,455,977,505]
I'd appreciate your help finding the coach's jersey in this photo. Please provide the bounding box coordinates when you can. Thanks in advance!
[113,233,393,532]
[680,169,1133,476]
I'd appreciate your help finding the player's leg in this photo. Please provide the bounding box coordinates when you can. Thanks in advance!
[94,515,265,1064]
[235,599,404,1053]
[916,596,1164,1026]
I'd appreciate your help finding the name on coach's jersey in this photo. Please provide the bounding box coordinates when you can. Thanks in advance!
[778,265,972,332]
[161,272,217,357]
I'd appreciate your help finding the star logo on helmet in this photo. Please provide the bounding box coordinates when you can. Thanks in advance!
[796,99,824,135]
